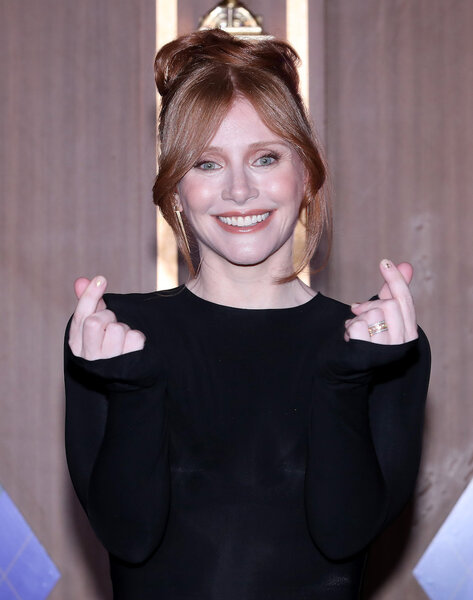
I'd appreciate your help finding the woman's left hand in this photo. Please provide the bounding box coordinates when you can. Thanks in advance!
[344,259,419,344]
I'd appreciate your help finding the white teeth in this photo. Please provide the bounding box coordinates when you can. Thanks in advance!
[218,212,270,227]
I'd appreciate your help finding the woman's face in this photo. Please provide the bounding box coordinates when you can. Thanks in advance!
[176,97,307,272]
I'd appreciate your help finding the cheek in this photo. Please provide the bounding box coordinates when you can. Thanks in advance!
[178,179,212,214]
[268,174,305,208]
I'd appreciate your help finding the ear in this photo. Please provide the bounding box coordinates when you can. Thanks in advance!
[173,191,183,212]
[301,168,311,208]
[302,161,311,190]
[303,165,310,188]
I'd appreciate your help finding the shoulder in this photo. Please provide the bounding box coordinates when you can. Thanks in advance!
[102,286,186,332]
[310,292,352,325]
[315,292,350,313]
[103,285,184,309]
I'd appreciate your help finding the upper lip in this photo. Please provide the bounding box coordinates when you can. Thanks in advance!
[214,209,272,217]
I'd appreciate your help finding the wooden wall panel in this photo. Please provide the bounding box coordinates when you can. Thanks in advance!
[0,1,156,597]
[2,0,472,598]
[322,1,473,598]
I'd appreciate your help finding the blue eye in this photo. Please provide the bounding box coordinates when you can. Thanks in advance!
[254,154,278,166]
[195,161,220,170]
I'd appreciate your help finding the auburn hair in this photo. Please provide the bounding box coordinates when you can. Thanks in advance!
[152,28,331,281]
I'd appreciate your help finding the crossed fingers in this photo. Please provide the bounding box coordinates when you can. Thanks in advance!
[68,276,146,359]
[344,260,418,345]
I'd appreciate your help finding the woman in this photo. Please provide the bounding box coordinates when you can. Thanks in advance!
[64,29,430,599]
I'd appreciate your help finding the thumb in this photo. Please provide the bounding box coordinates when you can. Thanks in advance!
[378,261,414,299]
[398,262,414,285]
[73,275,108,312]
[74,277,91,300]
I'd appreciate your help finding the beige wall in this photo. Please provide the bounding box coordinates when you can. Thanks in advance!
[1,1,471,598]
[1,1,156,597]
[320,2,473,598]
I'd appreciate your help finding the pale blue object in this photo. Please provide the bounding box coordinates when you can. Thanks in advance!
[414,477,473,599]
[0,484,60,599]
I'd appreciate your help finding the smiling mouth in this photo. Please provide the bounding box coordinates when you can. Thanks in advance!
[217,212,271,228]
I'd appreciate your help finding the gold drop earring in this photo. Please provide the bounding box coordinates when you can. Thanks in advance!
[174,199,191,255]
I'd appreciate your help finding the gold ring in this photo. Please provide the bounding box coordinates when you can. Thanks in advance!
[368,320,388,337]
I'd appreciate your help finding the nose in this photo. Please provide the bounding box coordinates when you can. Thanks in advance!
[221,165,258,205]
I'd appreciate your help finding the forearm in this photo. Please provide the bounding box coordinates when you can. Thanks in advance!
[305,334,430,560]
[64,316,171,563]
[305,373,387,560]
[369,327,430,524]
[87,384,170,563]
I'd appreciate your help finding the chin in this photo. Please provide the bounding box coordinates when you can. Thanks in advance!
[220,249,276,268]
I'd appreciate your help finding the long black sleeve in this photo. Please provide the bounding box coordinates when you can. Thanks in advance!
[305,328,430,560]
[63,286,431,599]
[64,293,171,563]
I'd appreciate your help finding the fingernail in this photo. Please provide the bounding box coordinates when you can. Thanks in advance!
[381,259,392,269]
[351,303,360,308]
[96,276,104,287]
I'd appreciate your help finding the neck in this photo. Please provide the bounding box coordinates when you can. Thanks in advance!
[186,255,316,309]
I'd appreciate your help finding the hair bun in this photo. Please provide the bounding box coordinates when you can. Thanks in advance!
[154,28,301,98]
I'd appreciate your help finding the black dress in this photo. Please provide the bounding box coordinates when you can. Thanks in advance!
[64,285,430,599]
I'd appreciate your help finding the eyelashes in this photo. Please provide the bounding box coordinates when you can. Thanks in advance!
[194,160,220,170]
[193,150,282,170]
[254,151,281,166]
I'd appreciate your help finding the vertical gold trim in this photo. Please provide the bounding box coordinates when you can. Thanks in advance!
[286,0,309,106]
[286,0,310,286]
[156,0,178,290]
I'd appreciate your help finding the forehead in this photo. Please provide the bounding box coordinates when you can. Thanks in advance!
[208,97,284,148]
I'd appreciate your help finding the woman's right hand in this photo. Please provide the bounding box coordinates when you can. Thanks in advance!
[68,276,146,360]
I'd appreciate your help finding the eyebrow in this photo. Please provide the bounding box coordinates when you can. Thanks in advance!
[203,140,291,153]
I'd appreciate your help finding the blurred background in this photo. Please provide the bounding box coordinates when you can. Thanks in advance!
[1,1,472,598]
